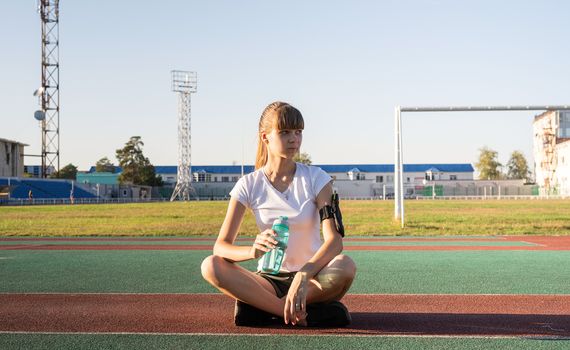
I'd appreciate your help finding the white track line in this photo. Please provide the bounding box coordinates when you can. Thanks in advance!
[0,292,569,296]
[519,241,547,247]
[0,331,568,340]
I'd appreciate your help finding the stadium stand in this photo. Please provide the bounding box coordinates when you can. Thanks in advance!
[0,177,96,199]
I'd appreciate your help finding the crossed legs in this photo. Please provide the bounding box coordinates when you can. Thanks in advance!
[200,254,356,318]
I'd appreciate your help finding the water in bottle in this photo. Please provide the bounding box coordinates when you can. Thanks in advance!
[260,216,289,275]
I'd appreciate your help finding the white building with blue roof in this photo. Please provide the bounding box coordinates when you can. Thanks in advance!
[86,163,474,198]
[153,163,474,198]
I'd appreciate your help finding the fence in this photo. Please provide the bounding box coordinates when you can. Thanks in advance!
[0,197,170,206]
[417,184,536,197]
[3,194,570,206]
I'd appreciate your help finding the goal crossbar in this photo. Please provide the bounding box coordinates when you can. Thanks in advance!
[394,105,570,228]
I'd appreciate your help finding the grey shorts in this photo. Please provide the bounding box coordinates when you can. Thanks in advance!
[256,271,297,298]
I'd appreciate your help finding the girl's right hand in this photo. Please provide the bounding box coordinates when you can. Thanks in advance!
[250,229,278,259]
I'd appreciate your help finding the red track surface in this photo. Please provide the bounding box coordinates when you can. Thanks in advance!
[1,294,569,337]
[0,237,507,242]
[1,236,570,250]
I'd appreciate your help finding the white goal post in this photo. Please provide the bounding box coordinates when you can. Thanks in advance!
[394,105,570,228]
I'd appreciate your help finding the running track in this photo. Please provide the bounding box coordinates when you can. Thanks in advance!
[1,236,569,339]
[1,294,569,337]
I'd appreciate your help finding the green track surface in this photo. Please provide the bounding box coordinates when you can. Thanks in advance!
[1,250,569,294]
[2,239,570,350]
[0,240,535,246]
[1,334,569,350]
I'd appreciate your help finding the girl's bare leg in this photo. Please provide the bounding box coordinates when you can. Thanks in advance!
[201,255,286,316]
[306,254,356,304]
[202,254,356,320]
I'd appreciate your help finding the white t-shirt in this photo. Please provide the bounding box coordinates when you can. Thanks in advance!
[229,163,332,272]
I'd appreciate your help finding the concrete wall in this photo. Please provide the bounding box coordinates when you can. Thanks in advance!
[556,141,570,195]
[332,180,377,198]
[0,140,25,177]
[533,111,570,195]
[533,111,557,190]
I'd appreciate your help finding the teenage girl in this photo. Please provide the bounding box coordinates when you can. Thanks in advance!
[201,101,356,327]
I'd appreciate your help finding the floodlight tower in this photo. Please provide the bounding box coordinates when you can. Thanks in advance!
[37,0,61,178]
[170,70,197,201]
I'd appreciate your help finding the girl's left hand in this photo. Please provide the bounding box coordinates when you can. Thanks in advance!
[284,272,309,326]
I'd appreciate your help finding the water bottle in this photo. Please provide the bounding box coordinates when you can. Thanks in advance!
[260,216,289,275]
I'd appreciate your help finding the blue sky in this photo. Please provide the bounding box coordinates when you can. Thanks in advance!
[2,1,569,171]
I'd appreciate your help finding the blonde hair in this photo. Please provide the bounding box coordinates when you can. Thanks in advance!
[255,101,304,169]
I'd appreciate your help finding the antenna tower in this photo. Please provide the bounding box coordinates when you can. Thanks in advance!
[170,70,197,201]
[39,0,60,177]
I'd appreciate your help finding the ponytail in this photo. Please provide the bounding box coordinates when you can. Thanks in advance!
[255,133,268,170]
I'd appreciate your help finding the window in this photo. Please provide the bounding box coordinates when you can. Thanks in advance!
[4,144,10,165]
[387,175,394,183]
[221,176,229,182]
[450,175,457,180]
[406,177,410,183]
[376,175,384,183]
[193,172,211,182]
[356,173,366,180]
[559,111,570,138]
[232,176,239,182]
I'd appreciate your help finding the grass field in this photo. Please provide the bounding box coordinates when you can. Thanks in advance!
[1,199,569,236]
[2,201,570,349]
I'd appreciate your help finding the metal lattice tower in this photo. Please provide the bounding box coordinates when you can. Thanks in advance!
[39,0,60,177]
[170,71,197,201]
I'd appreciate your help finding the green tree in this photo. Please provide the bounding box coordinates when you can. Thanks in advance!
[139,163,164,187]
[115,136,163,186]
[475,147,502,180]
[506,150,530,181]
[51,164,78,180]
[293,152,312,165]
[95,157,116,173]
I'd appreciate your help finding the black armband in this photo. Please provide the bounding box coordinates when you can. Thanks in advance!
[319,192,345,237]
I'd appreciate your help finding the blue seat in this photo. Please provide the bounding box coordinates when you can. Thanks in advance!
[0,177,97,199]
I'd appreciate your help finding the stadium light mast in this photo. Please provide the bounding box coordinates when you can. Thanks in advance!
[37,0,61,178]
[170,70,197,201]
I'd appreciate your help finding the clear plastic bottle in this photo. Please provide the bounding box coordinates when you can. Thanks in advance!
[260,216,289,275]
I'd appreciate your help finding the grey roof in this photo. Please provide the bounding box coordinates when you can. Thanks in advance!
[0,138,29,146]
